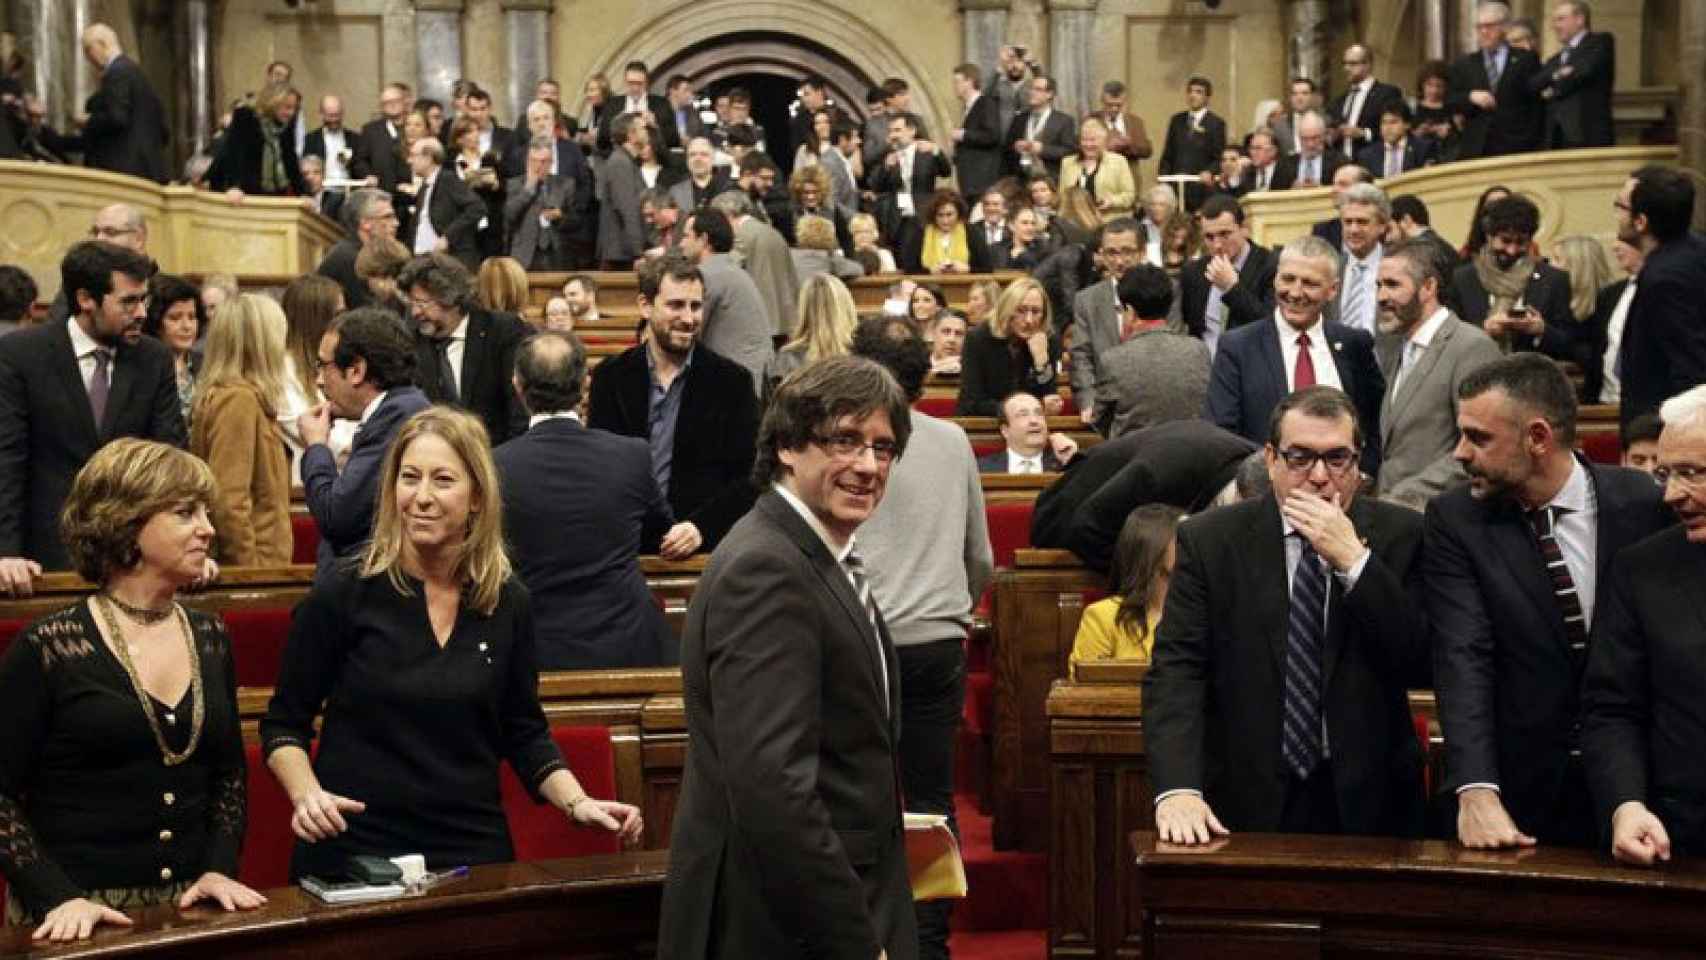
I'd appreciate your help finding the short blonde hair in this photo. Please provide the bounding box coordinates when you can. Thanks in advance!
[786,274,858,361]
[789,163,832,206]
[477,256,530,314]
[794,214,838,252]
[361,407,511,616]
[966,279,1002,321]
[848,212,881,244]
[195,293,287,417]
[60,439,215,584]
[989,276,1052,339]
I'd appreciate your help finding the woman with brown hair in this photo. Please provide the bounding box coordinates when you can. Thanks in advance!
[278,275,351,481]
[143,275,206,429]
[956,276,1063,416]
[1069,503,1184,674]
[262,407,641,880]
[0,441,264,940]
[902,188,992,275]
[353,236,411,316]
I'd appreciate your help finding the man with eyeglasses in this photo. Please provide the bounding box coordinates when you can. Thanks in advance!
[1069,218,1144,425]
[398,253,529,446]
[0,241,185,582]
[1426,353,1670,853]
[1447,0,1542,159]
[1583,384,1706,866]
[48,204,151,324]
[1145,385,1428,845]
[314,187,397,311]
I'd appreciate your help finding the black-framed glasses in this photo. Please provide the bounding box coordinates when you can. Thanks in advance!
[1276,446,1360,475]
[1653,463,1706,488]
[312,357,338,373]
[814,432,898,463]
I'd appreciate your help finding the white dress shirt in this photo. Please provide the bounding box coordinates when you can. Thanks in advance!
[529,410,582,429]
[320,127,350,180]
[412,171,442,254]
[896,145,917,216]
[1341,79,1373,157]
[1275,313,1343,391]
[66,317,111,387]
[1006,449,1045,474]
[1599,279,1636,403]
[1391,306,1452,395]
[443,314,470,396]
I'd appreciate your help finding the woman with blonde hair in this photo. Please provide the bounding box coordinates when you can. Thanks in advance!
[278,275,353,481]
[964,279,1001,328]
[1548,234,1617,400]
[848,212,898,274]
[262,407,642,881]
[789,214,864,282]
[956,276,1063,416]
[764,274,858,395]
[1058,117,1136,219]
[477,256,530,314]
[189,294,293,566]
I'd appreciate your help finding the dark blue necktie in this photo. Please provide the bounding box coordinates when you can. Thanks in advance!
[1283,537,1327,779]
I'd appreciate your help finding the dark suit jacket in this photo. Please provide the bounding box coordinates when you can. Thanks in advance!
[586,344,759,550]
[1530,31,1616,148]
[1312,218,1343,250]
[1205,315,1386,475]
[1003,109,1078,181]
[414,308,530,446]
[410,168,485,270]
[976,447,1065,474]
[302,126,355,171]
[1448,45,1544,157]
[313,189,345,224]
[1328,80,1406,158]
[301,386,430,579]
[1616,233,1706,428]
[206,106,306,196]
[79,54,168,184]
[658,492,915,960]
[1158,110,1228,182]
[1582,526,1706,854]
[599,93,678,154]
[1274,151,1346,190]
[953,94,1007,202]
[315,237,371,311]
[1425,459,1671,843]
[870,148,952,243]
[1450,259,1578,361]
[1580,278,1627,404]
[351,117,406,192]
[1178,242,1277,339]
[1029,420,1256,573]
[503,173,577,270]
[0,322,187,569]
[1355,135,1436,178]
[1144,494,1427,836]
[493,417,674,669]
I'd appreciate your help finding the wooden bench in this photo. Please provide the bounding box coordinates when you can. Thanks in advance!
[520,271,1027,320]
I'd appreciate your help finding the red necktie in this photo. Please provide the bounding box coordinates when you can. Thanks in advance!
[1294,333,1316,389]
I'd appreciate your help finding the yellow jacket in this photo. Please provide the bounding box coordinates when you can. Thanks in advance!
[1069,596,1154,677]
[1058,152,1137,219]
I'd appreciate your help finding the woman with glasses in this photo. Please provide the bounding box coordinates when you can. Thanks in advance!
[956,276,1063,417]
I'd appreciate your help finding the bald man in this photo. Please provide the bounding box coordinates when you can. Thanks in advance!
[72,24,169,184]
[304,94,354,181]
[49,204,151,324]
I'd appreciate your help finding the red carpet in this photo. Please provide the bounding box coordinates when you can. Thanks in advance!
[949,929,1047,959]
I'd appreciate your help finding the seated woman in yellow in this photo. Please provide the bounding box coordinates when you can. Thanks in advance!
[1070,503,1183,674]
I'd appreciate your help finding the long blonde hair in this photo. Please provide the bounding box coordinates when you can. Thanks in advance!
[194,293,286,417]
[785,274,858,362]
[360,407,511,616]
[477,256,530,314]
[988,276,1052,339]
[1550,235,1616,322]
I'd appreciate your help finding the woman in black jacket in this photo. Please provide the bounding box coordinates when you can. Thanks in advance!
[956,276,1064,417]
[206,83,305,198]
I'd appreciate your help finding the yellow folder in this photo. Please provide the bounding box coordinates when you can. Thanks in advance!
[904,812,968,901]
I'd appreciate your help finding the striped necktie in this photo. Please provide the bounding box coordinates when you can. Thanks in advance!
[1283,537,1327,779]
[1342,261,1369,332]
[842,549,890,712]
[1528,506,1589,669]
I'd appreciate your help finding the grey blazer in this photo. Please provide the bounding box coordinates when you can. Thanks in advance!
[1375,313,1503,509]
[503,174,576,270]
[699,253,776,396]
[1092,328,1212,439]
[1067,280,1120,407]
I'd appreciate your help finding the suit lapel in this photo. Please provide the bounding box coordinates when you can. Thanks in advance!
[1253,497,1292,672]
[1388,318,1454,428]
[50,323,101,445]
[1256,321,1287,412]
[461,312,488,408]
[1327,326,1358,396]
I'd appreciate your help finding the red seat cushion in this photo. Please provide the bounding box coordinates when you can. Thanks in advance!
[502,726,621,860]
[1581,432,1620,466]
[221,609,294,688]
[291,514,320,565]
[239,742,297,891]
[985,501,1035,569]
[0,618,27,665]
[972,442,1002,460]
[915,396,957,417]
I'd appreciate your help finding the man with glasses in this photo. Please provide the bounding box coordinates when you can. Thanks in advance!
[1145,385,1427,845]
[1427,353,1669,852]
[1327,45,1403,161]
[1613,165,1706,430]
[1583,384,1706,866]
[1448,0,1542,159]
[399,253,529,446]
[1003,74,1076,182]
[314,188,398,311]
[1069,218,1144,425]
[48,204,151,324]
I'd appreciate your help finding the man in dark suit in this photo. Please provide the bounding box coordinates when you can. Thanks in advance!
[1390,195,1464,293]
[1530,1,1615,149]
[870,112,950,244]
[503,137,577,271]
[1030,419,1260,573]
[977,392,1077,474]
[1449,195,1575,361]
[587,257,759,555]
[71,24,168,184]
[1581,388,1706,864]
[1146,386,1427,844]
[949,64,1006,205]
[787,76,849,154]
[1206,234,1386,477]
[1448,2,1543,158]
[493,333,677,669]
[599,60,678,156]
[454,87,517,164]
[1179,194,1277,347]
[1614,165,1706,429]
[658,356,917,960]
[1004,75,1078,182]
[399,253,529,447]
[315,188,397,311]
[302,94,355,183]
[1328,45,1406,162]
[0,241,184,572]
[297,308,431,580]
[402,137,483,270]
[1427,353,1671,850]
[1355,103,1436,179]
[664,75,707,150]
[352,82,412,193]
[1273,112,1345,190]
[1158,76,1227,211]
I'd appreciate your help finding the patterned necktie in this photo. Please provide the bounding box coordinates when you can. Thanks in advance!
[87,348,111,429]
[1283,537,1327,779]
[1394,339,1422,394]
[434,338,459,402]
[1294,333,1317,389]
[1528,507,1590,668]
[1386,146,1401,178]
[1487,52,1502,87]
[842,549,890,712]
[1342,262,1368,332]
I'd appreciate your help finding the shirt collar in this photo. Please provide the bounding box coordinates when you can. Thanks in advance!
[1408,306,1452,347]
[1546,457,1591,515]
[1008,448,1044,469]
[1345,243,1383,270]
[66,317,107,359]
[1566,30,1587,48]
[447,313,469,342]
[529,410,582,429]
[1275,311,1326,343]
[359,390,389,427]
[772,481,854,559]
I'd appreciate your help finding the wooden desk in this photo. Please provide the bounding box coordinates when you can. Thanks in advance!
[1133,830,1706,958]
[0,852,667,959]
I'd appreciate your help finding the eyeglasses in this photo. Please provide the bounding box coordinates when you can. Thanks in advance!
[89,225,137,239]
[814,433,898,463]
[1612,200,1632,213]
[1653,463,1706,488]
[313,357,338,373]
[1276,446,1360,475]
[408,297,450,313]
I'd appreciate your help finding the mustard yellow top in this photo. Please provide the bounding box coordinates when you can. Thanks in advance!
[1069,597,1156,677]
[921,223,971,273]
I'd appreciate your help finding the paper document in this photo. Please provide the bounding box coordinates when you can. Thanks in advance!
[904,812,968,901]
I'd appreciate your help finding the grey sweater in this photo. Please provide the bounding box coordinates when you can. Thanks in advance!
[858,410,994,648]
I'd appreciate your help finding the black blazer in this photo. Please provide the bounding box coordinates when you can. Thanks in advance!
[953,94,1007,202]
[302,126,355,172]
[1029,420,1256,573]
[869,148,952,242]
[1273,150,1346,190]
[1312,218,1343,250]
[897,221,992,275]
[1449,259,1578,361]
[413,308,530,446]
[1579,279,1625,405]
[315,237,371,311]
[1582,526,1706,854]
[657,491,915,960]
[205,106,306,196]
[1178,242,1277,339]
[1530,31,1616,148]
[79,54,169,184]
[1002,109,1079,181]
[586,344,759,551]
[1144,494,1427,837]
[351,117,406,192]
[1204,316,1385,476]
[955,322,1062,418]
[405,169,485,270]
[1355,135,1436,178]
[1448,45,1544,158]
[0,323,187,569]
[493,418,674,669]
[1327,80,1406,157]
[1616,233,1706,428]
[1158,110,1227,178]
[1425,459,1672,844]
[300,387,431,578]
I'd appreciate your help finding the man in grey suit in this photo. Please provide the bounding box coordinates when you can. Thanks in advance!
[681,209,773,396]
[504,137,577,271]
[1373,240,1502,510]
[823,123,862,221]
[712,190,800,340]
[596,114,647,269]
[1096,264,1212,438]
[1068,219,1142,425]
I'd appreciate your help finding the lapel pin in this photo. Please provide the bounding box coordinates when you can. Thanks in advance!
[1333,341,1344,352]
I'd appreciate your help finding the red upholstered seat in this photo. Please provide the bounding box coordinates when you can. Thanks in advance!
[291,513,320,565]
[239,742,298,891]
[984,501,1034,569]
[221,609,294,689]
[972,442,1002,460]
[0,618,27,664]
[915,396,957,418]
[1581,433,1620,466]
[501,725,621,860]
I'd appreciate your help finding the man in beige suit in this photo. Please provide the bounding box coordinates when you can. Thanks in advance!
[1374,239,1503,510]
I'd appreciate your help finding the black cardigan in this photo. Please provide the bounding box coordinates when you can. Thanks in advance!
[0,604,244,918]
[955,321,1062,417]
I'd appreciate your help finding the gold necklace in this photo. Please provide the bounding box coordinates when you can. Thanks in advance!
[103,590,174,625]
[94,595,206,767]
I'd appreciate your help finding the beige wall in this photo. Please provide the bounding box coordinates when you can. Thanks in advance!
[214,0,415,131]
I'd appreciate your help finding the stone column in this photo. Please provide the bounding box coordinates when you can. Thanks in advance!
[1457,0,1481,56]
[1682,0,1706,176]
[960,0,1009,77]
[179,0,213,158]
[414,0,465,110]
[1420,0,1450,63]
[1287,0,1329,92]
[1044,0,1097,117]
[502,0,551,123]
[14,0,95,132]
